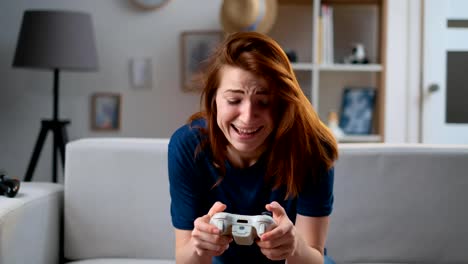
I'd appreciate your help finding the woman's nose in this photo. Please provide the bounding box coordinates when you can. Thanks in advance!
[239,101,255,123]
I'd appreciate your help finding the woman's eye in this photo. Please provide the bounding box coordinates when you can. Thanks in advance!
[227,99,241,105]
[258,99,270,108]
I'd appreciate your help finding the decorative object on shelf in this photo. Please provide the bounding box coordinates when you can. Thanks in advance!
[339,87,376,135]
[91,93,121,131]
[220,0,278,34]
[130,0,170,10]
[327,110,344,140]
[181,31,223,92]
[343,43,369,64]
[12,10,98,183]
[285,49,297,63]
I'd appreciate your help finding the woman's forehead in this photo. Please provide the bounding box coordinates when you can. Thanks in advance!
[219,65,269,93]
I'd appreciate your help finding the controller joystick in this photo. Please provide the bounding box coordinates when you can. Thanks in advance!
[261,211,272,217]
[210,212,276,246]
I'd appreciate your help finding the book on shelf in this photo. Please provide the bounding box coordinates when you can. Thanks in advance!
[318,13,323,64]
[318,4,334,65]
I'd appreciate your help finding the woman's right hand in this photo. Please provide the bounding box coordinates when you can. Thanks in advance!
[191,201,233,257]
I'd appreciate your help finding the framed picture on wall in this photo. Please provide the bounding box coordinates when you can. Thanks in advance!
[181,31,223,92]
[339,87,376,135]
[90,93,121,131]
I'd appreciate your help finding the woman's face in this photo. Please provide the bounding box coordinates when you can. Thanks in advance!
[215,65,274,164]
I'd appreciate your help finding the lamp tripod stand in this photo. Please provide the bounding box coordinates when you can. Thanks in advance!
[13,10,98,183]
[24,69,69,183]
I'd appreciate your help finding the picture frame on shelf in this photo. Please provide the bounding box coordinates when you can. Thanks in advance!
[339,87,376,135]
[181,31,223,92]
[90,93,121,131]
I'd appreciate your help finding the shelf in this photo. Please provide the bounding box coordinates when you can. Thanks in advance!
[291,62,314,70]
[291,63,382,72]
[322,0,381,5]
[278,0,311,5]
[278,0,381,5]
[274,0,386,142]
[319,63,383,72]
[338,134,382,143]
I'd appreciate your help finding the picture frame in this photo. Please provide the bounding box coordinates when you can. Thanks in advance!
[181,31,223,92]
[339,87,376,135]
[90,93,121,131]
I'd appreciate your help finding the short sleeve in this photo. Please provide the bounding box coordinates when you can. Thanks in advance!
[296,167,334,217]
[168,123,206,230]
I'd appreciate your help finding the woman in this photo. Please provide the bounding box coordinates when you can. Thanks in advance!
[169,32,338,264]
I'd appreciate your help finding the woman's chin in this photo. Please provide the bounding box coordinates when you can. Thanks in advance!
[231,142,264,156]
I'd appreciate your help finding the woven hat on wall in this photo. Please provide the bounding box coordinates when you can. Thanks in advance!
[220,0,278,34]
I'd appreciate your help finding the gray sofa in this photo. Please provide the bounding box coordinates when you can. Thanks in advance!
[328,144,468,263]
[1,138,468,264]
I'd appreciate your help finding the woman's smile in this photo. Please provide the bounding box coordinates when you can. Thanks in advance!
[231,124,264,138]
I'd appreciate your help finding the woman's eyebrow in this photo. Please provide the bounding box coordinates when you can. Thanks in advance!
[223,83,270,95]
[224,89,244,94]
[256,90,270,95]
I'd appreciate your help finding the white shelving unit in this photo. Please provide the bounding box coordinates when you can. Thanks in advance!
[339,134,382,143]
[271,0,386,143]
[291,63,383,72]
[317,63,383,72]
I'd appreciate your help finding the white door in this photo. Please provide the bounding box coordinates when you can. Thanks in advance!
[422,0,468,144]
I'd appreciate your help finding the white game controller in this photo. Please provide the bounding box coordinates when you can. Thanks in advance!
[209,212,276,246]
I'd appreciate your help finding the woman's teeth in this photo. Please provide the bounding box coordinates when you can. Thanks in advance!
[234,126,261,135]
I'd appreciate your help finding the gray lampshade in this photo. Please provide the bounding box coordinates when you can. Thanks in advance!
[13,10,98,71]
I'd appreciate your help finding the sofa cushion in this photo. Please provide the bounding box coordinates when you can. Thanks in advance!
[67,259,174,264]
[64,138,174,261]
[327,144,468,263]
[0,182,63,264]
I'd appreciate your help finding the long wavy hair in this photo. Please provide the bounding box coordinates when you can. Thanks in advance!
[189,32,338,199]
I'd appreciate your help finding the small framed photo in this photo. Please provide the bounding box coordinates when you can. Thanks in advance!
[90,93,121,131]
[339,87,376,135]
[181,31,223,92]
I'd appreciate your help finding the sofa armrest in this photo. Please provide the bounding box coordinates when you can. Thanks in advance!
[0,182,63,264]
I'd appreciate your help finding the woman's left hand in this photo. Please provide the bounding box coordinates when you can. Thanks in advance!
[256,201,298,260]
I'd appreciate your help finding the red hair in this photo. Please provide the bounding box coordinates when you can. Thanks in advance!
[189,32,338,199]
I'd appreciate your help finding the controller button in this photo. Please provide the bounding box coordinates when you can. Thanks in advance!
[262,211,272,217]
[215,221,224,232]
[258,223,266,234]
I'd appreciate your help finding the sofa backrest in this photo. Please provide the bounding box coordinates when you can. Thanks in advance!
[64,139,468,263]
[64,138,173,261]
[328,144,468,263]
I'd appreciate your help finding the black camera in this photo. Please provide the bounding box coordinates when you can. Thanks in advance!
[0,171,20,198]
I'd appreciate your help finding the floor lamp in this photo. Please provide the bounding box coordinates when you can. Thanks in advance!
[13,10,98,182]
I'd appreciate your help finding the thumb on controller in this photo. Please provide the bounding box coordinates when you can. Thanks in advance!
[206,202,226,234]
[265,201,286,220]
[207,201,226,218]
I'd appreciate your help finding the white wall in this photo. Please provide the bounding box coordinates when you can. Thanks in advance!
[384,0,409,143]
[0,0,418,183]
[384,0,421,143]
[406,0,422,143]
[0,0,221,182]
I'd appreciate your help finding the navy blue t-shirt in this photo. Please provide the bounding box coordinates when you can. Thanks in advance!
[168,119,334,264]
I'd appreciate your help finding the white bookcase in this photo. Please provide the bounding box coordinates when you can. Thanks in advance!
[270,0,386,142]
